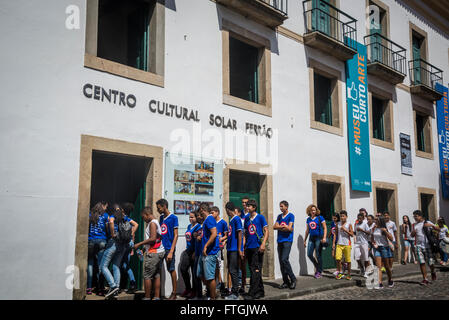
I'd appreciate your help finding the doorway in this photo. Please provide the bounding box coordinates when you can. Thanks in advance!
[73,135,163,300]
[89,151,152,291]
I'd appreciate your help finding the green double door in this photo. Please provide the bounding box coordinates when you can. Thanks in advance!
[312,0,331,36]
[128,184,146,290]
[412,36,422,84]
[317,182,336,270]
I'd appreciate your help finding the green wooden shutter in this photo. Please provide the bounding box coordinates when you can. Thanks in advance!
[314,73,333,126]
[129,184,145,290]
[416,114,426,152]
[312,0,331,36]
[127,4,149,71]
[372,97,385,141]
[370,5,383,64]
[412,36,422,84]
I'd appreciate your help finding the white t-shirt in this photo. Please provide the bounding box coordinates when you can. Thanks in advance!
[355,221,370,245]
[145,219,165,253]
[372,227,389,247]
[402,224,415,240]
[386,221,397,242]
[337,222,351,246]
[439,227,448,240]
[413,221,435,249]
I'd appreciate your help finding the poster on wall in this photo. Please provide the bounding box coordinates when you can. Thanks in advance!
[164,153,223,233]
[400,133,412,176]
[436,83,449,199]
[345,41,372,192]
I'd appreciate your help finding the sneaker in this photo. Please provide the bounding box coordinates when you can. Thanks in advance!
[187,291,196,299]
[279,283,289,289]
[420,279,430,286]
[180,289,191,298]
[86,288,93,295]
[168,292,177,300]
[345,275,352,280]
[374,283,384,290]
[363,272,369,278]
[105,287,119,299]
[315,272,322,279]
[238,287,245,294]
[401,261,406,265]
[153,297,161,301]
[254,292,265,299]
[142,297,151,301]
[225,294,239,300]
[388,281,394,288]
[314,272,320,279]
[289,280,297,289]
[431,273,437,281]
[336,273,344,280]
[126,283,137,294]
[333,271,339,276]
[381,267,386,273]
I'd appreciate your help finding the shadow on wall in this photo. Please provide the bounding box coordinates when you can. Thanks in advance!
[296,234,308,276]
[164,0,176,11]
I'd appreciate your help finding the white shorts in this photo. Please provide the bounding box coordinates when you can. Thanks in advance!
[354,243,369,262]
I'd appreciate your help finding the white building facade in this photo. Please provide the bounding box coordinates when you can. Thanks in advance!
[0,0,448,299]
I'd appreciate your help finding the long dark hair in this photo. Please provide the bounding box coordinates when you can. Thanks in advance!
[111,203,125,223]
[89,201,106,225]
[376,215,387,229]
[403,215,412,231]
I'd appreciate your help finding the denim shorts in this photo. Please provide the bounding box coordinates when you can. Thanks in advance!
[197,253,218,281]
[164,250,176,272]
[404,240,415,248]
[374,245,393,259]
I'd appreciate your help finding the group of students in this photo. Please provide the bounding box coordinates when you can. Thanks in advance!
[304,205,449,288]
[87,198,449,300]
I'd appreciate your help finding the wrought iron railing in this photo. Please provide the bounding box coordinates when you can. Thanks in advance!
[408,59,443,91]
[364,33,407,75]
[302,0,357,51]
[261,0,288,16]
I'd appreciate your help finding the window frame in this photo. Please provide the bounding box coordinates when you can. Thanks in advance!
[222,19,272,117]
[413,107,434,160]
[417,187,437,222]
[368,85,395,150]
[312,173,346,216]
[84,0,165,87]
[308,59,344,136]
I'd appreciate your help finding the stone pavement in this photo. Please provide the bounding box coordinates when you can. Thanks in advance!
[86,263,448,300]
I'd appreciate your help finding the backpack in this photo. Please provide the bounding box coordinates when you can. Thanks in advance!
[116,219,132,244]
[423,221,440,253]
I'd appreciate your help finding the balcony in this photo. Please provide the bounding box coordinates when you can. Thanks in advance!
[216,0,288,28]
[302,0,357,61]
[364,33,406,85]
[408,59,444,101]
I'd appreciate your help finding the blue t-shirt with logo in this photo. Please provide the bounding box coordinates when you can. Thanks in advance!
[276,213,295,243]
[160,213,179,251]
[216,218,229,248]
[186,223,200,252]
[307,215,325,238]
[244,213,268,249]
[227,215,243,252]
[201,215,220,255]
[88,212,109,240]
[111,215,132,235]
[194,224,203,257]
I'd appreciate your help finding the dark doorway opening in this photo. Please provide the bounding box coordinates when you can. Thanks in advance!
[89,151,152,291]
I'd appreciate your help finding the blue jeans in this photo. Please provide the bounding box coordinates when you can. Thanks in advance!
[100,239,127,288]
[440,240,448,262]
[307,236,323,273]
[87,238,107,289]
[278,241,295,284]
[121,246,136,284]
[197,253,218,281]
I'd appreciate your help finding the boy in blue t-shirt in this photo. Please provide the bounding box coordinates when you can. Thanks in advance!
[192,210,204,299]
[157,198,179,300]
[224,201,244,300]
[243,199,268,300]
[197,203,219,300]
[212,206,228,295]
[273,200,296,289]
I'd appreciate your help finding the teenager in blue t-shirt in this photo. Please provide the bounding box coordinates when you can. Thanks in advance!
[239,197,250,291]
[212,206,228,295]
[180,212,200,298]
[224,202,244,300]
[243,199,268,300]
[303,204,327,279]
[273,200,296,289]
[87,201,108,295]
[197,203,219,300]
[192,210,204,299]
[157,198,179,300]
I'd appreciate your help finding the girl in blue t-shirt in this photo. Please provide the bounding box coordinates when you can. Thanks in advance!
[87,201,108,295]
[180,212,200,299]
[303,204,327,279]
[192,210,205,299]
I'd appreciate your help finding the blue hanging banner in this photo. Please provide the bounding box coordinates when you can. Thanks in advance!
[436,83,449,199]
[345,42,372,192]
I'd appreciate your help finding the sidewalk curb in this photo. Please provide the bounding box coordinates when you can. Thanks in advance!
[261,270,431,300]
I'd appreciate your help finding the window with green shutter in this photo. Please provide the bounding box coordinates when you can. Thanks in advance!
[372,96,385,141]
[97,0,152,72]
[229,37,260,104]
[416,113,426,152]
[314,72,333,126]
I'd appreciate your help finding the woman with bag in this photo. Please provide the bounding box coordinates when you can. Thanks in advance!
[304,204,327,279]
[401,215,417,264]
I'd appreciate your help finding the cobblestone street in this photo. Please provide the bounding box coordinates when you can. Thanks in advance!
[292,270,449,300]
